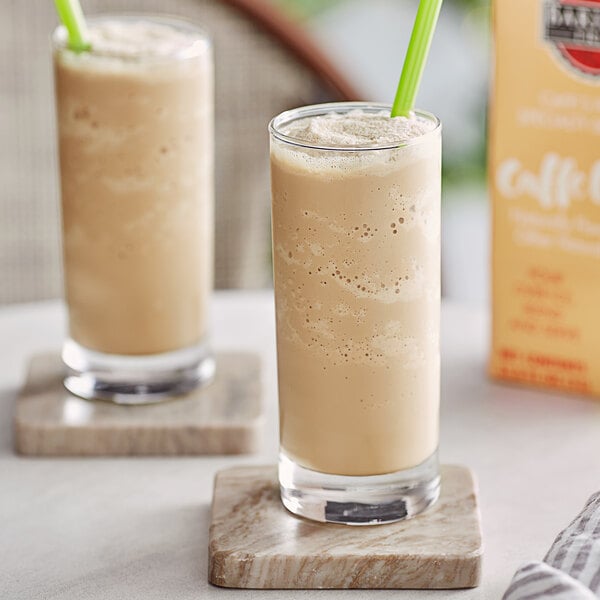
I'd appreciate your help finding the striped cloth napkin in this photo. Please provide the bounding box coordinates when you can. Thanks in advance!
[503,492,600,600]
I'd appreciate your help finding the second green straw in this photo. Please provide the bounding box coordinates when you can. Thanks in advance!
[54,0,91,52]
[392,0,443,118]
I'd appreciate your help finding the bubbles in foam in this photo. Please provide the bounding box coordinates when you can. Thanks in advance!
[74,21,205,60]
[271,111,439,179]
[278,298,428,369]
[371,322,426,369]
[387,184,440,241]
[280,110,434,148]
[309,243,324,256]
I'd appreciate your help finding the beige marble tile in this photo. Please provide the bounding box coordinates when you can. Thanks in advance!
[209,464,482,589]
[14,352,263,456]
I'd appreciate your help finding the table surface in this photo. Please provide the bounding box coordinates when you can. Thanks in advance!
[1,291,599,600]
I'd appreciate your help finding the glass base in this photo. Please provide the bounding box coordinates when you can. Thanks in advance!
[62,338,216,405]
[279,450,440,525]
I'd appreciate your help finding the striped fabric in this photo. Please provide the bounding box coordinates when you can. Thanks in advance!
[503,492,600,600]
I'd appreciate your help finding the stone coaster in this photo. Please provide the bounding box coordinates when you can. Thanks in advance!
[209,464,482,589]
[14,352,263,456]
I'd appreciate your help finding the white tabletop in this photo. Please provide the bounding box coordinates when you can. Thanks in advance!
[1,291,599,599]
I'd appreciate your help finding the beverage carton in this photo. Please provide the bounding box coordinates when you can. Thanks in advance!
[489,0,600,395]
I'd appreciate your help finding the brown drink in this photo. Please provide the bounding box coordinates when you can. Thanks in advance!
[270,103,441,523]
[53,17,214,402]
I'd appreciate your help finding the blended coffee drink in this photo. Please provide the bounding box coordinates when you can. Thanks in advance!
[270,103,441,523]
[53,16,214,402]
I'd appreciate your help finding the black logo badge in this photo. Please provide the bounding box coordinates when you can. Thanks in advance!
[544,0,600,76]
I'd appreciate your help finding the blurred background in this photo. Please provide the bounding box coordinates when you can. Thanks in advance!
[1,0,490,307]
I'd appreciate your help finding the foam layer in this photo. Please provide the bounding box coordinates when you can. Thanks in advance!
[56,19,209,68]
[89,20,202,57]
[279,110,435,148]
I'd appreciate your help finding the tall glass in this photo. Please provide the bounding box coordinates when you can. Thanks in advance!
[269,103,441,524]
[53,16,215,404]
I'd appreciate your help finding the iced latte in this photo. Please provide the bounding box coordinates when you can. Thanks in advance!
[53,17,214,402]
[270,103,441,524]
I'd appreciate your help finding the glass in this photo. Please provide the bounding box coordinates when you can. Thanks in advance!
[53,15,215,404]
[269,102,441,524]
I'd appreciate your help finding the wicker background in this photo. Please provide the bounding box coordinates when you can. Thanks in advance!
[0,0,352,304]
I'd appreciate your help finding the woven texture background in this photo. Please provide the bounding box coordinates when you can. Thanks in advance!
[0,0,349,304]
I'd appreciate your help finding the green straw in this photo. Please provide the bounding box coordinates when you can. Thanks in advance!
[54,0,91,52]
[391,0,443,117]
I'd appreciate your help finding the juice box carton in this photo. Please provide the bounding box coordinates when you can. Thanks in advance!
[489,0,600,395]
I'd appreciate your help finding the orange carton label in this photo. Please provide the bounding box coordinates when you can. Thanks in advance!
[490,0,600,396]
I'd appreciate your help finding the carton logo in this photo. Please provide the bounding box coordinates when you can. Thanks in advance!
[544,0,600,76]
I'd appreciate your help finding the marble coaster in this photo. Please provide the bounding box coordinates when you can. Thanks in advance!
[209,464,482,589]
[14,352,263,456]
